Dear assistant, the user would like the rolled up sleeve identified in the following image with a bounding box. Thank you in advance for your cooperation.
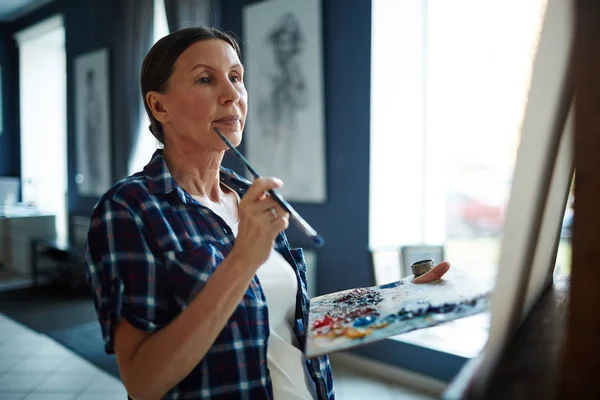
[84,198,168,354]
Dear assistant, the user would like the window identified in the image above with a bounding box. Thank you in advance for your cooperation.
[128,0,170,175]
[370,0,549,359]
[15,15,67,238]
[370,0,548,282]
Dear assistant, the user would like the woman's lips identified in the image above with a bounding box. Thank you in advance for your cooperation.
[214,116,240,125]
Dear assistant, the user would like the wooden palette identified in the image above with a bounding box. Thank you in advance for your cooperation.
[305,269,492,357]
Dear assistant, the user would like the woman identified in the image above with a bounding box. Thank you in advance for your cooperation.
[85,27,448,400]
[85,26,331,400]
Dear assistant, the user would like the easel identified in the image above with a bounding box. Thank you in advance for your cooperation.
[443,0,584,397]
[559,0,600,397]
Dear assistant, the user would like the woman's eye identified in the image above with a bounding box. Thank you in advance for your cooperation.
[196,76,211,84]
[230,75,242,83]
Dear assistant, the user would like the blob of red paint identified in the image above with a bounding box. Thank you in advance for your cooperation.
[313,314,335,329]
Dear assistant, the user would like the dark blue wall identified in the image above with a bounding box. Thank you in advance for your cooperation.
[220,0,374,296]
[0,23,19,177]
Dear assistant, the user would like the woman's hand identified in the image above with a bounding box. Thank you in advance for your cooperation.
[412,261,451,284]
[230,177,290,269]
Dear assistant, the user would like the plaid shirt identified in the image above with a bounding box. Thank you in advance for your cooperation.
[85,150,335,399]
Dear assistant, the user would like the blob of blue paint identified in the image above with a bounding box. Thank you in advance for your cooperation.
[353,315,377,327]
[397,311,414,321]
[380,281,403,289]
[382,314,398,324]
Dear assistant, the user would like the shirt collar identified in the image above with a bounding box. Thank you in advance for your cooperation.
[143,150,252,201]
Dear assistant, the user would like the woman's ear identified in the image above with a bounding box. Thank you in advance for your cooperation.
[146,91,170,124]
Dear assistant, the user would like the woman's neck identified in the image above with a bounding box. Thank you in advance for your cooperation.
[162,144,225,202]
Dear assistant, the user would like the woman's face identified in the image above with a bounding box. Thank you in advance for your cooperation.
[149,39,247,150]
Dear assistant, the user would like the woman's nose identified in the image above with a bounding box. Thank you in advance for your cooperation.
[219,80,241,104]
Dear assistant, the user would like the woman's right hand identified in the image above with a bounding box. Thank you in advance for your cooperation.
[230,177,290,269]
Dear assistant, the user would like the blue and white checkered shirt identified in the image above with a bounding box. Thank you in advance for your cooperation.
[84,150,335,399]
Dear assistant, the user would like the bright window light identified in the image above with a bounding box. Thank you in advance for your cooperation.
[128,0,170,175]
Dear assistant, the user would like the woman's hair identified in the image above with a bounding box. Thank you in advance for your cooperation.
[141,27,241,144]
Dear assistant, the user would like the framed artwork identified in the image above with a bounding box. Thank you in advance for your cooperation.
[74,48,111,197]
[243,0,327,203]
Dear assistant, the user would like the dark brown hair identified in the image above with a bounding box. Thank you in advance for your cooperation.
[140,27,241,144]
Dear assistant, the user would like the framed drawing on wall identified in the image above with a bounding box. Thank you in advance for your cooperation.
[243,0,327,203]
[74,48,111,197]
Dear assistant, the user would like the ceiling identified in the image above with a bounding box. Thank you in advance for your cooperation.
[0,0,55,22]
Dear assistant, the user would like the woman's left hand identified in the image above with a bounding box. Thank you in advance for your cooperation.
[412,262,451,284]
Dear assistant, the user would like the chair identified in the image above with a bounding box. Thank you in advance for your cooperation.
[31,214,91,291]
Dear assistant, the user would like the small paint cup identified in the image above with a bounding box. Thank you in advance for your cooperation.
[411,259,434,277]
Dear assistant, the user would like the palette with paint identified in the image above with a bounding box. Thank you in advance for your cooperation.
[305,269,492,357]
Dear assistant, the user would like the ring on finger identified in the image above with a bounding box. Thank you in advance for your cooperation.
[269,207,278,219]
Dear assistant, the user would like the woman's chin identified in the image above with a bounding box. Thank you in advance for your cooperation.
[220,130,243,147]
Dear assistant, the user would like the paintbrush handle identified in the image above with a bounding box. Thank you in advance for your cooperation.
[267,189,319,238]
[214,128,324,246]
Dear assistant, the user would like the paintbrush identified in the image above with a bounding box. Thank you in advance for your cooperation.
[214,127,324,247]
